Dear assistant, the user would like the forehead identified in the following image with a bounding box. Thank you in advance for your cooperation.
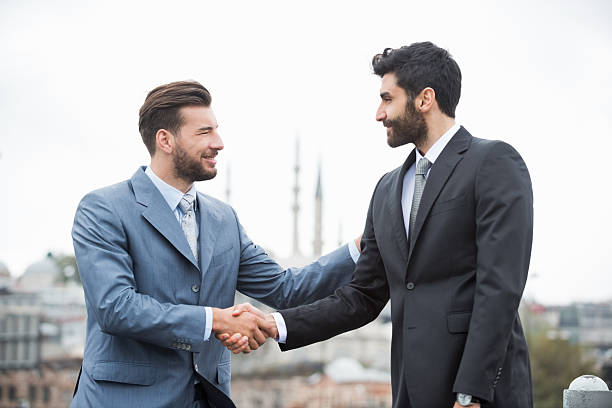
[179,105,218,128]
[380,72,400,94]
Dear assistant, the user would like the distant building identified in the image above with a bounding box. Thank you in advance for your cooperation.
[231,358,392,408]
[0,255,85,408]
[16,253,61,291]
[0,303,41,371]
[0,261,10,290]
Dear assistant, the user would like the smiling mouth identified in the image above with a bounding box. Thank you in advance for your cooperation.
[201,152,217,160]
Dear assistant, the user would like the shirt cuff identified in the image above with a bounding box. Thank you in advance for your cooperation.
[203,306,213,341]
[348,239,361,263]
[271,312,287,343]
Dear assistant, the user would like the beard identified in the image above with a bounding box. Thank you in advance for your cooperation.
[172,143,217,182]
[384,102,428,148]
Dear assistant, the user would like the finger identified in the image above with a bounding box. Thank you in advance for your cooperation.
[222,333,242,348]
[233,344,251,354]
[230,335,248,350]
[231,303,254,316]
[216,333,230,341]
[236,342,251,354]
[253,328,266,346]
[225,334,244,349]
[248,336,259,350]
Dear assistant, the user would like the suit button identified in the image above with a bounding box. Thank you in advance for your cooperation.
[192,284,200,293]
[406,282,415,290]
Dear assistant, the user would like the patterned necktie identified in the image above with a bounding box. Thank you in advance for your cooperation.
[178,194,198,263]
[409,157,432,242]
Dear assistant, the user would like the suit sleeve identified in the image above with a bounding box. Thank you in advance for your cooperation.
[453,141,533,400]
[72,192,209,352]
[276,181,390,350]
[234,208,356,310]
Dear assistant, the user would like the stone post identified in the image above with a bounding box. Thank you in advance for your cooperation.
[563,375,612,407]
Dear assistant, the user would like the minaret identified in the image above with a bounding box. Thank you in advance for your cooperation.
[292,137,301,256]
[313,161,323,256]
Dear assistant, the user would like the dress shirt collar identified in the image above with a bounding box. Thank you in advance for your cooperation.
[415,123,461,165]
[144,166,198,212]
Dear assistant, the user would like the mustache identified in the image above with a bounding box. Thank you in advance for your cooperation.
[383,119,397,128]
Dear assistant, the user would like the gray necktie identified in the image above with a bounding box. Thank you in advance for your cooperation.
[178,194,198,263]
[409,157,432,241]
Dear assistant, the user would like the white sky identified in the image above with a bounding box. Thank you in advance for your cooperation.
[1,0,611,305]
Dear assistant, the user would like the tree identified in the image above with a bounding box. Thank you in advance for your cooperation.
[528,331,600,408]
[52,253,81,285]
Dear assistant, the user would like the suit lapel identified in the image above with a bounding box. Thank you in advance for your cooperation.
[407,127,471,263]
[196,193,220,278]
[390,150,416,265]
[131,168,199,270]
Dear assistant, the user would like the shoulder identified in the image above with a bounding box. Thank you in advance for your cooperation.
[374,165,402,194]
[197,192,236,220]
[79,180,132,208]
[469,136,523,160]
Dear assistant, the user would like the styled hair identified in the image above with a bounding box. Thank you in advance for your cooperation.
[138,80,212,155]
[372,42,461,117]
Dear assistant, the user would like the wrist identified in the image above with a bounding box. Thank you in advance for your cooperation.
[265,314,279,339]
[211,307,227,333]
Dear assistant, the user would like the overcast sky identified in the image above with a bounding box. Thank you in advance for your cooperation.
[1,0,611,305]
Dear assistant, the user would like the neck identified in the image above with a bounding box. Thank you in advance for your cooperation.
[416,116,456,155]
[150,157,193,193]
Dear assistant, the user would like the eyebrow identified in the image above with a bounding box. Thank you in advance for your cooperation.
[197,125,218,132]
[380,91,391,98]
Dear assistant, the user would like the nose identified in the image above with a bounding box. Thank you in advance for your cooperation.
[376,104,386,122]
[211,131,224,151]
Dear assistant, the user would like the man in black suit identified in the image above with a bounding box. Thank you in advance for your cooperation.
[226,42,534,408]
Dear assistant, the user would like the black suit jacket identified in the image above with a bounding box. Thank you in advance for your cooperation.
[279,127,533,408]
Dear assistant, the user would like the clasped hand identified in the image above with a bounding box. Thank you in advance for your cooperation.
[212,303,277,354]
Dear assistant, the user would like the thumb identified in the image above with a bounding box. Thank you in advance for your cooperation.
[232,303,251,316]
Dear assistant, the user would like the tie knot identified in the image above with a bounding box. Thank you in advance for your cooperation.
[416,158,432,176]
[178,194,195,213]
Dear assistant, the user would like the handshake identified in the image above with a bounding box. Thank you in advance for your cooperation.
[212,303,277,354]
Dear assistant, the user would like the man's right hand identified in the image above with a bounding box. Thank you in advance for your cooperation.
[212,305,270,351]
[213,303,278,353]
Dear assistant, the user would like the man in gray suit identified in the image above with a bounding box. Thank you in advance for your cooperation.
[70,80,359,407]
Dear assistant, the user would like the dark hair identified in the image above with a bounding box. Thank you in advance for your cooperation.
[138,80,212,155]
[372,42,461,117]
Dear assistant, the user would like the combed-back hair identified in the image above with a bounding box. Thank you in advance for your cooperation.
[372,42,461,117]
[139,80,212,155]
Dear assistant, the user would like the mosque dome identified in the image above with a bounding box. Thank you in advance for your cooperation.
[19,252,61,289]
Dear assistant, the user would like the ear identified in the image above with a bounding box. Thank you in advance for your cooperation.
[155,129,175,154]
[416,87,436,113]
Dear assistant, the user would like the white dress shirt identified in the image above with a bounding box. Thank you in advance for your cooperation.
[274,123,460,344]
[401,123,460,241]
[145,166,213,341]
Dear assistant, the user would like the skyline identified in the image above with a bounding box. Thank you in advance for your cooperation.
[1,0,611,305]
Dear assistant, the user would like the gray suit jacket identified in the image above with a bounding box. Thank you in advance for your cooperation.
[70,167,355,408]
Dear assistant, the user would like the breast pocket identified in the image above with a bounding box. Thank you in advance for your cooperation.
[211,245,235,268]
[430,193,467,216]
